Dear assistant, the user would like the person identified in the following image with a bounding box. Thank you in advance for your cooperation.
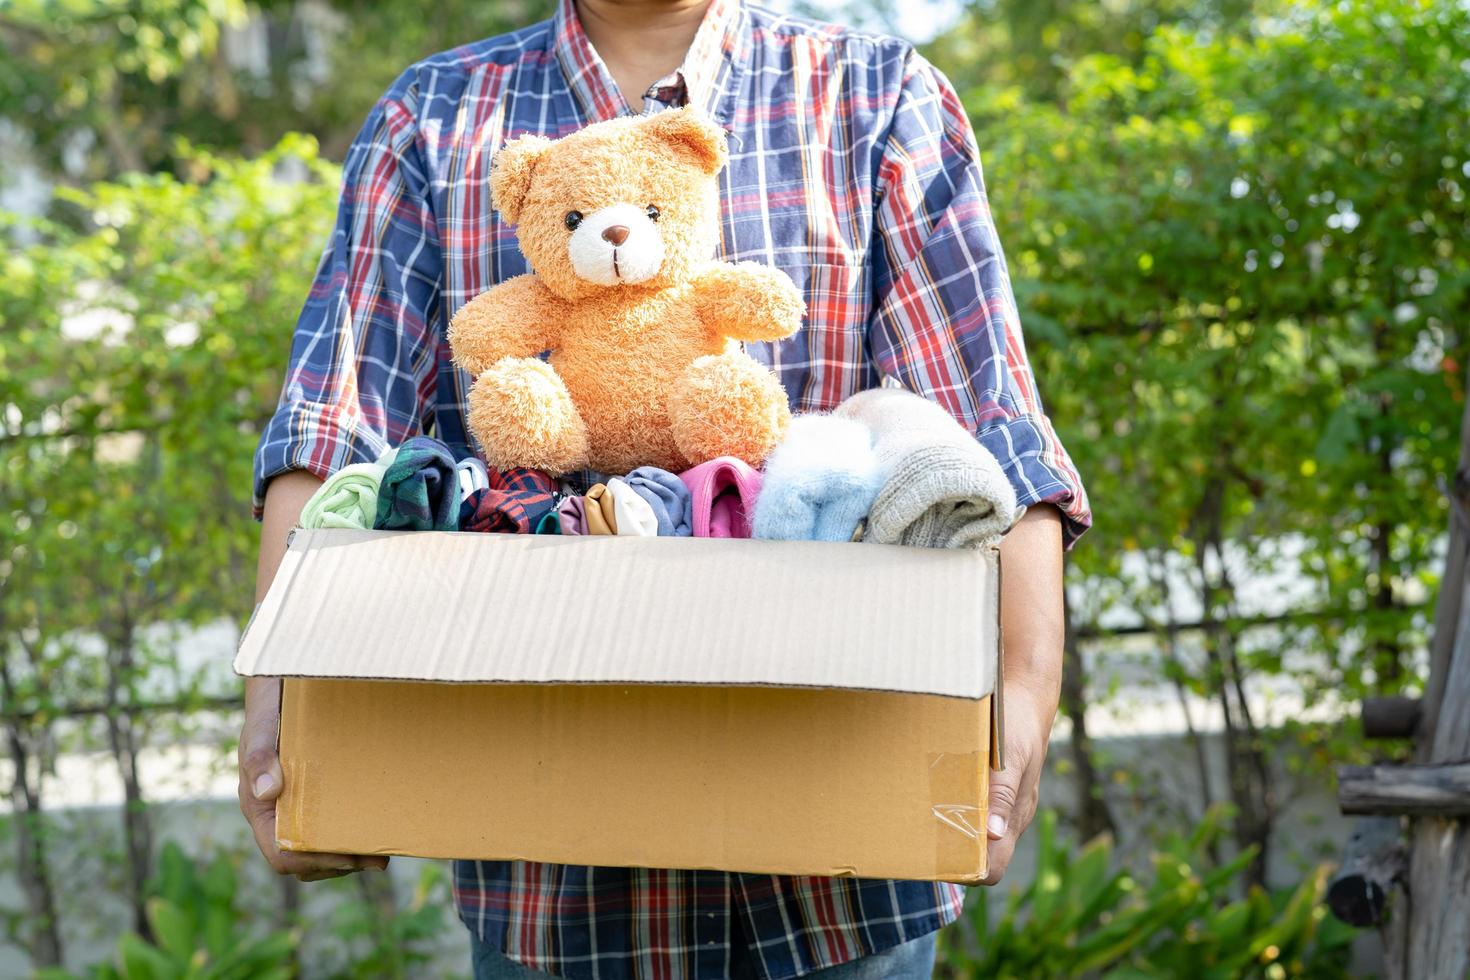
[239,0,1092,977]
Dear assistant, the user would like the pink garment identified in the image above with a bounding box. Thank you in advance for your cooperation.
[557,494,587,535]
[679,457,764,538]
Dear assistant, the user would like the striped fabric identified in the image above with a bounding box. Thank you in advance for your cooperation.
[251,0,1092,977]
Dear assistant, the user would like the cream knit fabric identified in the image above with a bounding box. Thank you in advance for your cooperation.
[834,387,1018,549]
[606,477,659,537]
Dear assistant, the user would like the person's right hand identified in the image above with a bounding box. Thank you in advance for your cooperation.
[238,675,389,881]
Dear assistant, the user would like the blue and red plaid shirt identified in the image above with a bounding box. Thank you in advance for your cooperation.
[253,0,1091,977]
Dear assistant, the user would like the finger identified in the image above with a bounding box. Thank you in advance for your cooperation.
[981,830,1018,886]
[295,869,356,882]
[982,780,1041,885]
[357,854,391,872]
[263,836,362,877]
[237,677,388,879]
[986,759,1024,843]
[239,678,285,802]
[283,851,388,875]
[292,856,390,881]
[981,745,1040,886]
[241,787,388,877]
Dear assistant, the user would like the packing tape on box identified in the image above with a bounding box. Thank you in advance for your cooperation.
[929,750,986,878]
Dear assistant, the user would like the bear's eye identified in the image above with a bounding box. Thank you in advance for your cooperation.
[646,204,660,222]
[564,210,584,231]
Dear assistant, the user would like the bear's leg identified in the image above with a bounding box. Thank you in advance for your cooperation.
[467,357,590,475]
[667,351,791,468]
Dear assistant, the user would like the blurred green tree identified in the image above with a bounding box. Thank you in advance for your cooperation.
[4,0,1468,968]
[0,0,551,184]
[0,136,339,953]
[962,0,1469,881]
[928,0,1258,103]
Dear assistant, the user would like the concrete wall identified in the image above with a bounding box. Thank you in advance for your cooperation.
[0,722,1381,978]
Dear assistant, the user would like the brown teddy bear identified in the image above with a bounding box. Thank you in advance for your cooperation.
[447,107,805,476]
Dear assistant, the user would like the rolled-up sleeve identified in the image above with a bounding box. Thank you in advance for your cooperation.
[251,75,443,517]
[867,52,1092,547]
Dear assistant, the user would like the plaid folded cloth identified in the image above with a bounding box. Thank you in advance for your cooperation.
[459,466,560,534]
[373,435,459,531]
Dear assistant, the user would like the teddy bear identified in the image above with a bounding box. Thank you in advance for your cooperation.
[446,107,806,476]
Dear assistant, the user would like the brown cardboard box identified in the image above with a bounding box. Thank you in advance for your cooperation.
[234,528,1002,883]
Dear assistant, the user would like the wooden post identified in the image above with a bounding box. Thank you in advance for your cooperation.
[1402,548,1470,977]
[1339,763,1470,816]
[1333,373,1470,978]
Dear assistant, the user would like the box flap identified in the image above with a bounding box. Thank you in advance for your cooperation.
[235,529,999,699]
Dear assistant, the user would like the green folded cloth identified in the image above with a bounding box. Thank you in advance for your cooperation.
[373,435,460,532]
[300,462,387,530]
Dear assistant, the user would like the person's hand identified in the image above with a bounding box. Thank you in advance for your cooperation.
[238,676,388,881]
[981,678,1055,884]
[981,504,1065,885]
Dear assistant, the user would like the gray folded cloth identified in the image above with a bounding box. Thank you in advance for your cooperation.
[834,387,1018,549]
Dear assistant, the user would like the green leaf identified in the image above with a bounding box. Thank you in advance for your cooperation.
[146,898,198,963]
[118,931,181,980]
[1315,403,1361,464]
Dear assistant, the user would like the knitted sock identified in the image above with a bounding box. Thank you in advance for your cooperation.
[834,388,1017,549]
[623,466,693,536]
[373,435,460,531]
[679,457,763,539]
[606,477,659,536]
[459,467,559,534]
[752,414,882,542]
[300,462,386,530]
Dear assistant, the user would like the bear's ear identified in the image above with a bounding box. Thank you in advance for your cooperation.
[491,134,553,225]
[642,108,728,176]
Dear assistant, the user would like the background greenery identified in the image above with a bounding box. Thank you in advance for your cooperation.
[2,0,1464,975]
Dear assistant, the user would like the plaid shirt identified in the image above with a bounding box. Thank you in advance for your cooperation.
[253,1,1091,977]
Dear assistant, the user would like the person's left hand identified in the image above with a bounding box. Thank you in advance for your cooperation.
[980,662,1059,884]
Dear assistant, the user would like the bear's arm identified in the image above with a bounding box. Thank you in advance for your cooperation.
[447,275,566,376]
[693,263,806,343]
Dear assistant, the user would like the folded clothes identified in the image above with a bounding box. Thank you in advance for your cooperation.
[373,435,460,532]
[534,509,562,534]
[834,388,1017,549]
[679,457,763,539]
[557,494,587,535]
[584,484,617,535]
[300,462,387,530]
[459,467,559,534]
[623,466,693,537]
[606,477,659,536]
[753,414,882,542]
[455,456,491,502]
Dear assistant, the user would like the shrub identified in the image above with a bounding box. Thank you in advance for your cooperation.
[937,809,1355,978]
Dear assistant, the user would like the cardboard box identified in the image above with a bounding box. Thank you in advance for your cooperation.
[234,528,1003,883]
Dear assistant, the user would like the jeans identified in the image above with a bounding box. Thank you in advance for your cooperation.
[470,932,939,980]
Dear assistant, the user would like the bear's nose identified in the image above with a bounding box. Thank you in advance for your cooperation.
[601,225,630,246]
